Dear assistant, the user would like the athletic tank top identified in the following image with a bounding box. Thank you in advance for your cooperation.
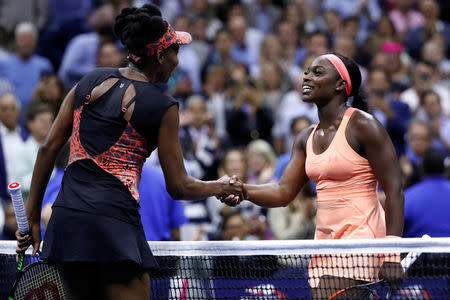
[305,107,386,240]
[53,68,177,223]
[306,107,387,286]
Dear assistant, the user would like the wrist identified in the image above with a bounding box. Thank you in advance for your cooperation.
[386,235,401,239]
[384,235,401,263]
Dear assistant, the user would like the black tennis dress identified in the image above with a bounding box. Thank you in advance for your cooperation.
[42,68,178,269]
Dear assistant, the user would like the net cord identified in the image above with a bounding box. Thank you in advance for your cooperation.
[1,238,450,256]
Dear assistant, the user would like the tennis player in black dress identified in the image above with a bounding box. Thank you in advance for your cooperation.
[16,4,244,300]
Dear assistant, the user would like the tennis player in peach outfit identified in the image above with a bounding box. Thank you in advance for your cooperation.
[223,53,404,299]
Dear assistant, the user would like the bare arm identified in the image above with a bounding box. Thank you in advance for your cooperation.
[242,126,313,208]
[158,105,243,200]
[352,112,404,237]
[17,86,76,255]
[27,86,76,220]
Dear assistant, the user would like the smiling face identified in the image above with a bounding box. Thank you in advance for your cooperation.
[301,56,341,104]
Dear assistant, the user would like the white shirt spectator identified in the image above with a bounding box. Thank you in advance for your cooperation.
[273,90,318,149]
[399,85,450,116]
[177,45,202,93]
[0,122,24,184]
[15,136,40,193]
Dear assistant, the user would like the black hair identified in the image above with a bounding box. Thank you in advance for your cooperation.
[334,53,368,112]
[422,148,445,175]
[25,101,54,123]
[113,4,167,68]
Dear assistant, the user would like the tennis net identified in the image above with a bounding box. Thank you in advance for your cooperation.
[1,238,449,299]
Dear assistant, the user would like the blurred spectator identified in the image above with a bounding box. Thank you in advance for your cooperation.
[96,41,126,68]
[40,143,69,239]
[421,38,450,80]
[228,14,264,69]
[282,2,307,40]
[399,60,450,115]
[322,9,343,47]
[207,148,249,240]
[58,4,119,88]
[0,78,14,99]
[204,28,235,75]
[245,0,282,34]
[416,90,450,153]
[0,203,17,240]
[257,60,291,154]
[139,165,188,241]
[401,119,433,187]
[31,74,66,115]
[0,93,27,203]
[405,0,450,60]
[276,21,304,83]
[365,67,411,156]
[268,181,316,240]
[172,15,202,93]
[381,40,412,91]
[275,116,313,180]
[220,210,251,241]
[202,64,228,141]
[296,31,329,68]
[322,0,381,44]
[0,0,47,38]
[35,1,103,70]
[403,148,450,237]
[332,34,368,85]
[388,0,425,41]
[226,78,273,147]
[364,14,400,56]
[0,22,53,111]
[47,0,95,27]
[246,139,276,186]
[190,15,210,69]
[16,102,54,200]
[179,95,220,181]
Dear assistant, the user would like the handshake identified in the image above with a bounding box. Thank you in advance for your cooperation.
[217,175,247,206]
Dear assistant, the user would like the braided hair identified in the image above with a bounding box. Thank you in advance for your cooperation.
[334,53,368,112]
[113,4,167,68]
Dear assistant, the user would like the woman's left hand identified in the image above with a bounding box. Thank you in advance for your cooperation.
[378,261,404,291]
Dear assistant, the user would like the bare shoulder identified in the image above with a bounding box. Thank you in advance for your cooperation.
[349,109,387,142]
[294,124,316,152]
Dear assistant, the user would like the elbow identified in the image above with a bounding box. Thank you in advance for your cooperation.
[166,184,185,200]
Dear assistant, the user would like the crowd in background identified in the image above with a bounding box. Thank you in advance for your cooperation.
[0,0,449,242]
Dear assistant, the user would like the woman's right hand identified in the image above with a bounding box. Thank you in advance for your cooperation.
[16,220,41,257]
[218,175,246,206]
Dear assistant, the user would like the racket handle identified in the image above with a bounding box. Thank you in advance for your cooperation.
[8,182,29,235]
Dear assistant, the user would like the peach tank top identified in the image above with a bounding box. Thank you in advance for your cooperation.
[305,107,386,240]
[306,107,387,286]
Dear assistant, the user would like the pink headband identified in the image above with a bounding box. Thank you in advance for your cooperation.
[323,54,352,96]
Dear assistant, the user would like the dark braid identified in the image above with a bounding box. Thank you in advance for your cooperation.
[334,53,368,112]
[113,4,167,67]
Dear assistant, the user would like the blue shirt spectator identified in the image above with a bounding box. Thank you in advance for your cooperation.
[0,22,53,109]
[0,54,53,107]
[40,168,65,240]
[403,149,450,238]
[139,165,188,241]
[58,32,100,88]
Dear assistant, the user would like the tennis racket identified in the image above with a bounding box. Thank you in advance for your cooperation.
[328,244,426,300]
[8,182,70,300]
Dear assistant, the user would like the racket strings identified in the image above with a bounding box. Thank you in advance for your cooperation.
[14,262,69,299]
